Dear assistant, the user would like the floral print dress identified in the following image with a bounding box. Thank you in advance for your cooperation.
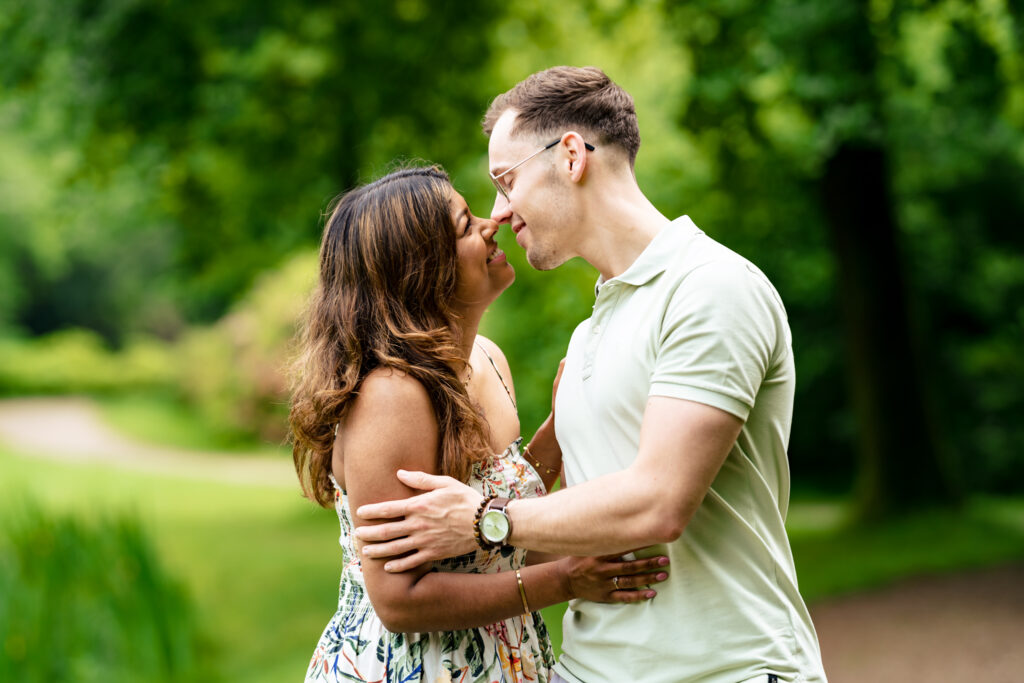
[305,437,555,683]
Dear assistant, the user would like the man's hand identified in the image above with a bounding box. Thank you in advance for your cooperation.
[355,470,483,572]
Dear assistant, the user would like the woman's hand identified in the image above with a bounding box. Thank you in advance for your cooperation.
[561,553,669,603]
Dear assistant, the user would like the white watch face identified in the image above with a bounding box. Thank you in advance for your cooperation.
[481,509,510,543]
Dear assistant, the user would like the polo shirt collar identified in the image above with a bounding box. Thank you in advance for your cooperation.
[595,215,700,295]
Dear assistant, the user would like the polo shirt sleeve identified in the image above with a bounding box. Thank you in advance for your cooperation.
[648,260,782,421]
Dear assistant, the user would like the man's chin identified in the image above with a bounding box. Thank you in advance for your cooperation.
[525,249,569,271]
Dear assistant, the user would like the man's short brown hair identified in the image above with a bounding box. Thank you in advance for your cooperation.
[483,66,641,165]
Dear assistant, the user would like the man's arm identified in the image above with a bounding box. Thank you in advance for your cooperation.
[356,395,742,570]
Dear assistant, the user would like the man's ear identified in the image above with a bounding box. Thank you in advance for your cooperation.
[561,131,590,183]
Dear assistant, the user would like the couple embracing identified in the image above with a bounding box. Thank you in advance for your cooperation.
[290,66,827,683]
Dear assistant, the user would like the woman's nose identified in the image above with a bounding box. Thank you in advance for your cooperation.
[481,218,500,240]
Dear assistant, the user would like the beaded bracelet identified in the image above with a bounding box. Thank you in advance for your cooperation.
[473,494,498,551]
[523,442,559,476]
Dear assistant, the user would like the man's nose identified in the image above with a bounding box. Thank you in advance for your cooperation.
[490,192,512,225]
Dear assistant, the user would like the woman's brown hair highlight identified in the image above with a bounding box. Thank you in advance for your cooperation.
[289,166,492,508]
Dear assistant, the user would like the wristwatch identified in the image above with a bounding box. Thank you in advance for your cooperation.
[478,497,513,547]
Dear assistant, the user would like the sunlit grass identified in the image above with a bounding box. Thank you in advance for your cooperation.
[3,444,1023,672]
[0,447,338,683]
[96,394,286,455]
[788,496,1024,602]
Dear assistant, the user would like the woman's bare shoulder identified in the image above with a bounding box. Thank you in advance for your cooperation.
[345,368,438,453]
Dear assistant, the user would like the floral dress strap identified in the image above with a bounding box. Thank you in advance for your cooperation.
[475,340,517,415]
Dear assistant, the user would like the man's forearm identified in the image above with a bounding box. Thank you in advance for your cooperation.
[507,465,686,556]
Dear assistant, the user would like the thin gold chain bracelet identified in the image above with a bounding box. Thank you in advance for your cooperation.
[522,442,559,476]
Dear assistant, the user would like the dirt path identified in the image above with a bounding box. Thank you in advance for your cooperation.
[812,563,1024,682]
[0,396,293,487]
[1,397,1022,681]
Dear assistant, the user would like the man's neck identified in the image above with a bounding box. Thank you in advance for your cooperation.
[576,182,671,281]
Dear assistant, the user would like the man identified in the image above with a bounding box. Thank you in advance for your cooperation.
[356,66,827,683]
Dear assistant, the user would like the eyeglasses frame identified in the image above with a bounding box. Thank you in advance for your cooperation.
[489,136,596,201]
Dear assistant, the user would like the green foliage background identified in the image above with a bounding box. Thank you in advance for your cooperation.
[3,0,1020,493]
[0,1,1023,677]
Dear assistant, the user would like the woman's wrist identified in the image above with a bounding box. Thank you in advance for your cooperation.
[526,414,562,474]
[523,441,559,476]
[532,413,560,452]
[557,557,577,600]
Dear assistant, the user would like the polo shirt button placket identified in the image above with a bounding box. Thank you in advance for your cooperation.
[582,319,602,380]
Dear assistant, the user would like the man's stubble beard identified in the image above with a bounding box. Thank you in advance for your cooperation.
[525,181,580,272]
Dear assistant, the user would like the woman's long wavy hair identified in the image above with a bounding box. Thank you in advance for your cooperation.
[290,166,493,508]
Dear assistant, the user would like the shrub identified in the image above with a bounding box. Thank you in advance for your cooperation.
[0,505,216,682]
[176,250,316,443]
[0,330,176,397]
[0,250,317,445]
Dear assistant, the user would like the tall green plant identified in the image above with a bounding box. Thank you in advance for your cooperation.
[0,505,215,682]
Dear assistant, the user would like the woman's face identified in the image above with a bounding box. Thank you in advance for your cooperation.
[449,189,515,311]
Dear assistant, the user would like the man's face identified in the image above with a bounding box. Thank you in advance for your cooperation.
[488,110,578,271]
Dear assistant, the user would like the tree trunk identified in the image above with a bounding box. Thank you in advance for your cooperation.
[821,142,957,520]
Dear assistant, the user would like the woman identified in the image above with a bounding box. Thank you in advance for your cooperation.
[290,166,667,683]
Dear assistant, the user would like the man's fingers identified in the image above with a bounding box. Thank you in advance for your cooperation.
[356,500,410,521]
[353,521,409,542]
[395,469,453,491]
[360,537,417,560]
[382,552,429,573]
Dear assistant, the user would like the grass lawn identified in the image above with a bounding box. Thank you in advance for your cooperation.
[2,444,1023,681]
[97,394,285,456]
[0,446,339,683]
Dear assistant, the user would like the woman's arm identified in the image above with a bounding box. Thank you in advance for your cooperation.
[341,369,664,633]
[523,413,562,492]
[517,357,565,491]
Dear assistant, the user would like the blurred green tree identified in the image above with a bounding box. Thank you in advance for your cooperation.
[0,0,500,336]
[664,0,1024,516]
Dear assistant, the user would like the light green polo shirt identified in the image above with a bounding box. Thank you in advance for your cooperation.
[552,217,826,683]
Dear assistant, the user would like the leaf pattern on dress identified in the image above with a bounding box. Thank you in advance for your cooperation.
[305,438,554,682]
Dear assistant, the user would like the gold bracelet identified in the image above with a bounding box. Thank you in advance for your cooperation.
[515,569,531,614]
[522,442,558,476]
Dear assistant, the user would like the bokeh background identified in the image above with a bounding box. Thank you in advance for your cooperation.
[1,1,1022,681]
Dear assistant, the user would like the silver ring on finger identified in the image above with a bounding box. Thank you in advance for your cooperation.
[612,575,621,590]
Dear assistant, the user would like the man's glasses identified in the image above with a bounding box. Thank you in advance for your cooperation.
[490,137,596,201]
